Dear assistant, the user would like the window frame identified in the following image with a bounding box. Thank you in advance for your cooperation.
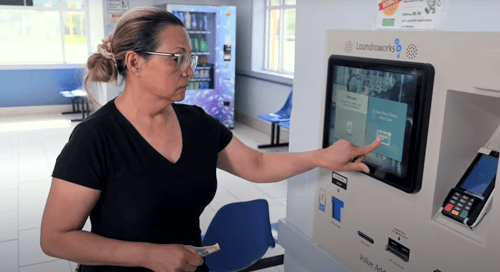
[0,0,91,68]
[264,0,295,75]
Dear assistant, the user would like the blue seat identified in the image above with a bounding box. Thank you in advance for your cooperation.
[258,90,292,149]
[278,120,290,130]
[202,199,283,272]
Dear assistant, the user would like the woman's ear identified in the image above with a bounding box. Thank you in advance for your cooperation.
[124,51,143,78]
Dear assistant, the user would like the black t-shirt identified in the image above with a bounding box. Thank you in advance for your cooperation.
[52,99,233,272]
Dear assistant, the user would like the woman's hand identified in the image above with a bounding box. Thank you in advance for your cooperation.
[313,138,382,173]
[143,244,204,272]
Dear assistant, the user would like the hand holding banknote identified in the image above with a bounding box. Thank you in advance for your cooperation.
[191,243,221,257]
[143,244,204,272]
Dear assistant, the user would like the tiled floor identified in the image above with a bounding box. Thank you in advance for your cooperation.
[0,112,288,272]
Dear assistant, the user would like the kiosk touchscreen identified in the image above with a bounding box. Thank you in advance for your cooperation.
[441,149,498,228]
[323,55,435,193]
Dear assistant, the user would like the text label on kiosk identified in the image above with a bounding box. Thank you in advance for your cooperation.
[332,172,347,190]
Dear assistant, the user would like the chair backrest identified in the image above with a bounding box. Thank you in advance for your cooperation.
[203,199,276,272]
[276,90,293,116]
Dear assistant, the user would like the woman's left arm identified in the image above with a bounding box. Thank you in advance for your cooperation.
[218,137,381,183]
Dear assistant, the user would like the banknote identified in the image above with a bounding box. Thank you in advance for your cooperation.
[192,243,220,257]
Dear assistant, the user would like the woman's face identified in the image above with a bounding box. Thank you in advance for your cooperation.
[140,25,194,103]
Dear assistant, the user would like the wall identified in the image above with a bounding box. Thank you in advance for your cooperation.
[0,68,83,108]
[282,0,500,271]
[232,0,293,135]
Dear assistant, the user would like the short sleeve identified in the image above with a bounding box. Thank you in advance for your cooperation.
[52,122,107,190]
[217,119,233,152]
[191,105,233,152]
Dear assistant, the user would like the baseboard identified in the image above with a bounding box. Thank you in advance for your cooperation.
[235,111,289,143]
[0,104,74,117]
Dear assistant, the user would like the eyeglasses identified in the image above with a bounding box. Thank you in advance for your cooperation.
[144,52,198,72]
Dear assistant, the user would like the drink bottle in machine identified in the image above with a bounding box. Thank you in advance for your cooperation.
[167,4,236,128]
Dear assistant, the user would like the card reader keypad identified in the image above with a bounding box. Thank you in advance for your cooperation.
[444,191,475,219]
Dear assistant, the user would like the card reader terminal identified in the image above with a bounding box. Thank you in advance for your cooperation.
[441,148,498,228]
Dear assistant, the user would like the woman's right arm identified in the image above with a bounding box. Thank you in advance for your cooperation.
[41,178,203,272]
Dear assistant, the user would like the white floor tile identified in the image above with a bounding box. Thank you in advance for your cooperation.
[251,193,283,208]
[199,206,216,236]
[18,144,45,155]
[0,240,19,272]
[253,180,288,199]
[18,167,51,184]
[82,217,92,232]
[269,204,287,224]
[18,154,49,170]
[19,228,57,266]
[69,262,78,272]
[216,169,247,188]
[0,164,19,188]
[19,260,72,272]
[224,182,272,202]
[0,189,18,213]
[19,182,51,230]
[208,190,239,212]
[276,197,287,206]
[263,243,285,259]
[0,211,18,242]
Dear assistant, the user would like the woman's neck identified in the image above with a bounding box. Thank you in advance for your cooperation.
[115,86,175,126]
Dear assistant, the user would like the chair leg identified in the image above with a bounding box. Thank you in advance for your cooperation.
[271,123,276,145]
[258,123,289,149]
[276,125,281,144]
[62,97,82,114]
[71,98,87,122]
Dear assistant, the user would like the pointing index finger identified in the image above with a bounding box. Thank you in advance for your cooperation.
[356,137,381,156]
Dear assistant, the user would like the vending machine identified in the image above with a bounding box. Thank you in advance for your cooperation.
[164,4,236,128]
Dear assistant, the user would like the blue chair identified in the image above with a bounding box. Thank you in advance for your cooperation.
[60,86,90,122]
[258,90,292,149]
[202,199,283,272]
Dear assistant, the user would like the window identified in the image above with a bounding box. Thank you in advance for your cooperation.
[265,0,296,74]
[0,0,89,64]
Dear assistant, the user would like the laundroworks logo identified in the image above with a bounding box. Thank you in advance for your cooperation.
[344,39,403,59]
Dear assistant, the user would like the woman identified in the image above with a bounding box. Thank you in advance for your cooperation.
[40,7,380,272]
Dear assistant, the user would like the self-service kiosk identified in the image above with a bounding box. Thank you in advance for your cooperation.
[310,30,500,272]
